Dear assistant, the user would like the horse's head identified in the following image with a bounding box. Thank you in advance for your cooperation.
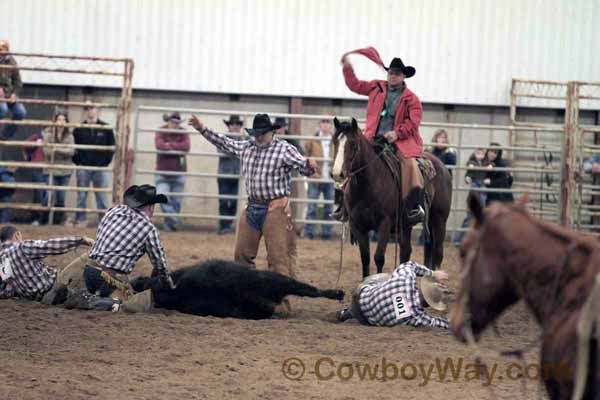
[331,117,363,182]
[450,194,526,342]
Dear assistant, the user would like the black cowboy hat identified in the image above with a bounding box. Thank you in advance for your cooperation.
[163,111,183,123]
[223,114,244,126]
[384,58,416,78]
[123,184,168,209]
[245,113,281,137]
[273,116,287,127]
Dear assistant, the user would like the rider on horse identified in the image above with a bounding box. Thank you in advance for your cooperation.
[333,49,425,225]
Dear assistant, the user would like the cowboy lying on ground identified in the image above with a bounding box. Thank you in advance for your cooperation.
[337,261,450,329]
[64,184,177,313]
[0,225,94,304]
[333,48,426,225]
[189,113,318,316]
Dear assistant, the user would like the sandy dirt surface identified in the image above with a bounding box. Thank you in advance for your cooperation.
[0,225,547,400]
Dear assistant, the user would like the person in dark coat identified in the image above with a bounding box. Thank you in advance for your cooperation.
[217,115,244,234]
[485,142,514,205]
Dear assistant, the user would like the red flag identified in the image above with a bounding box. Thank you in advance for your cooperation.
[342,46,386,69]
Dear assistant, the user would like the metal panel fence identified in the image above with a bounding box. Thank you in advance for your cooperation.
[132,105,566,238]
[0,52,133,223]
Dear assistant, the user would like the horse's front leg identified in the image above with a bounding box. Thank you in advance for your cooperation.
[374,218,391,274]
[351,224,371,278]
[400,221,413,264]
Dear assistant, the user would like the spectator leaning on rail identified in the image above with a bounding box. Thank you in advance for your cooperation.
[72,100,115,227]
[189,113,318,315]
[217,115,244,235]
[485,142,514,205]
[0,225,94,305]
[334,49,426,225]
[155,111,190,232]
[336,261,450,329]
[303,118,335,240]
[452,147,489,246]
[63,184,176,313]
[0,39,27,140]
[41,110,75,226]
[23,130,47,225]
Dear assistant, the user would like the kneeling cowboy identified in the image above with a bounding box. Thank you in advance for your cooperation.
[189,113,317,314]
[337,261,450,329]
[73,184,176,312]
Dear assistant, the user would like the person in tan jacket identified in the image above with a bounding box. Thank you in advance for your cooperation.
[303,118,335,240]
[41,110,75,225]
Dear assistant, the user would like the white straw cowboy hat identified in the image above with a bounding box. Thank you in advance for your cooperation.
[418,277,448,311]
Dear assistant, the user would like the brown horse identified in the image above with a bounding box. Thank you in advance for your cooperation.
[331,118,452,278]
[450,194,600,400]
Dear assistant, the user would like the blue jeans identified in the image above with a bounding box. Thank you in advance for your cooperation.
[304,182,334,238]
[155,174,185,229]
[453,182,488,244]
[0,101,27,140]
[0,194,11,223]
[76,170,109,222]
[217,178,239,230]
[44,174,71,208]
[31,170,48,221]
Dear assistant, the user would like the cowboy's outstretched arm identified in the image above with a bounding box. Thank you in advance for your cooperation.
[189,115,248,157]
[20,237,89,258]
[409,309,449,329]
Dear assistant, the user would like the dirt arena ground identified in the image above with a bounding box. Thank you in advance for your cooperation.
[0,225,547,400]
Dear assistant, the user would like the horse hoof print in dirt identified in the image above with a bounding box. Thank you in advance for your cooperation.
[131,259,345,319]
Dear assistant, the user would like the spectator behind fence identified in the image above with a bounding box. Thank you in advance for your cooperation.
[485,142,514,205]
[0,39,27,140]
[418,129,457,245]
[155,111,190,232]
[452,147,490,246]
[303,118,334,240]
[72,100,115,227]
[42,110,75,225]
[0,167,15,223]
[218,115,244,235]
[23,131,47,225]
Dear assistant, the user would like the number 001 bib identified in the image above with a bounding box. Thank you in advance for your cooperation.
[392,294,413,321]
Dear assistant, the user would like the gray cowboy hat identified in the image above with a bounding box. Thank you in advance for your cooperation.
[123,184,168,209]
[245,113,281,137]
[223,114,244,126]
[384,58,416,78]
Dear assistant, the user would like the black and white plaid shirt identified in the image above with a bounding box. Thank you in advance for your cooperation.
[199,128,315,200]
[359,261,449,329]
[90,205,171,280]
[0,238,86,300]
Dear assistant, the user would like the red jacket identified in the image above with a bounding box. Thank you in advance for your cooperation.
[23,132,45,163]
[155,125,191,171]
[343,65,423,157]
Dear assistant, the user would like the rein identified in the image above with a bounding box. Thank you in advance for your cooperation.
[460,217,580,399]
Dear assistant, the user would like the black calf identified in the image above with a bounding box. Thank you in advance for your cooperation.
[131,259,345,319]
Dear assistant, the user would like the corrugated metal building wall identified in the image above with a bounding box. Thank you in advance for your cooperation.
[2,0,598,106]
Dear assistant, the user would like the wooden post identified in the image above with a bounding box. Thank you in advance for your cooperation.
[289,97,304,232]
[560,82,577,226]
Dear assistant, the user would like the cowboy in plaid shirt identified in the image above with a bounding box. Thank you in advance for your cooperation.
[338,261,450,329]
[0,225,93,303]
[190,113,317,315]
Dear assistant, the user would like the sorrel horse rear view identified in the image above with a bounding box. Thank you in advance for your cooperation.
[450,194,600,400]
[331,118,452,278]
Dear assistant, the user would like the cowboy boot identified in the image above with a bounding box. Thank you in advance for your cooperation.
[406,188,425,225]
[331,187,348,222]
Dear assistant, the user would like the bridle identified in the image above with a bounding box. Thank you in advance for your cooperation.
[335,130,385,179]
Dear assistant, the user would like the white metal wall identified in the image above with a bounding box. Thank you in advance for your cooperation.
[2,0,599,106]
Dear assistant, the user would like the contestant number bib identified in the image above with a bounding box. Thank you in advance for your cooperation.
[392,294,412,321]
